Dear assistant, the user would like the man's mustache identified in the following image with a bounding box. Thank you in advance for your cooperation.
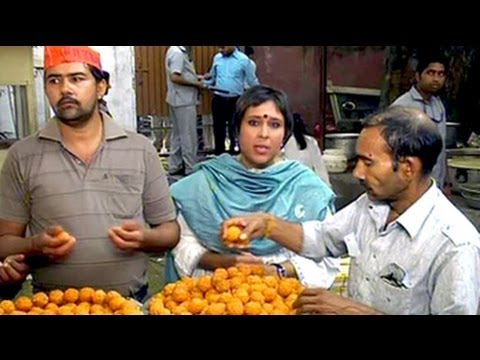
[57,97,80,107]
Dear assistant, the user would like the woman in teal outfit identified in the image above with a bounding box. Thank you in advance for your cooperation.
[166,85,340,288]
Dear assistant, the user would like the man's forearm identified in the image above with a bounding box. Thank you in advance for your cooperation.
[171,73,202,88]
[0,235,34,258]
[265,215,304,254]
[198,252,235,271]
[143,220,180,252]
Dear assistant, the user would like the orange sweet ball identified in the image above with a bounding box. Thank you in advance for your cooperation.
[225,225,243,243]
[213,278,230,293]
[55,230,71,242]
[171,305,190,315]
[229,276,244,290]
[121,300,140,314]
[108,296,126,312]
[233,288,250,304]
[92,290,107,305]
[263,275,278,289]
[277,279,294,298]
[162,284,176,296]
[14,296,33,312]
[249,291,265,304]
[226,266,240,278]
[247,275,263,286]
[32,292,49,308]
[249,283,267,294]
[218,292,234,304]
[172,286,190,303]
[204,289,220,304]
[49,289,64,306]
[164,300,177,312]
[244,301,263,315]
[237,264,252,276]
[187,298,208,315]
[64,303,76,310]
[190,290,204,300]
[263,302,274,314]
[44,303,59,313]
[226,299,244,315]
[105,290,122,303]
[204,302,226,315]
[57,305,74,315]
[78,287,95,303]
[89,304,105,315]
[180,277,197,291]
[286,293,299,308]
[73,305,90,315]
[263,287,277,303]
[10,310,27,315]
[196,276,212,293]
[212,268,229,281]
[272,302,290,315]
[64,288,80,303]
[29,306,44,315]
[149,301,166,315]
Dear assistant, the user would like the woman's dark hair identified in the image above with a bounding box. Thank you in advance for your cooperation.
[233,85,293,143]
[244,46,255,57]
[292,113,308,150]
[363,106,443,175]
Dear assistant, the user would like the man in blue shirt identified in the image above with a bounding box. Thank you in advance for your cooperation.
[203,46,259,155]
[391,50,449,193]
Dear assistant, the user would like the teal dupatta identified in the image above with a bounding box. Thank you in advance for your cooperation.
[165,154,335,283]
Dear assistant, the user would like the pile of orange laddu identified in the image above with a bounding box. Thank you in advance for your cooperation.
[149,264,304,315]
[0,287,143,315]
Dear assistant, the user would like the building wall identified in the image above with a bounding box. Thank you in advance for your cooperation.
[255,46,324,130]
[327,46,386,89]
[90,46,137,130]
[131,46,386,129]
[254,46,385,132]
[0,46,36,135]
[134,46,218,118]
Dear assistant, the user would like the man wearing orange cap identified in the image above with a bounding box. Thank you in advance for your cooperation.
[0,46,180,301]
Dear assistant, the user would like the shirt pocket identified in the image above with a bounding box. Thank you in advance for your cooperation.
[106,173,144,220]
[370,274,414,315]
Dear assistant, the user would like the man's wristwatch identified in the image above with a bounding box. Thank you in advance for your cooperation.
[270,263,287,278]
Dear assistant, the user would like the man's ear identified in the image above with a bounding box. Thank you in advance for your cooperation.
[400,156,421,179]
[415,72,420,84]
[97,79,108,99]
